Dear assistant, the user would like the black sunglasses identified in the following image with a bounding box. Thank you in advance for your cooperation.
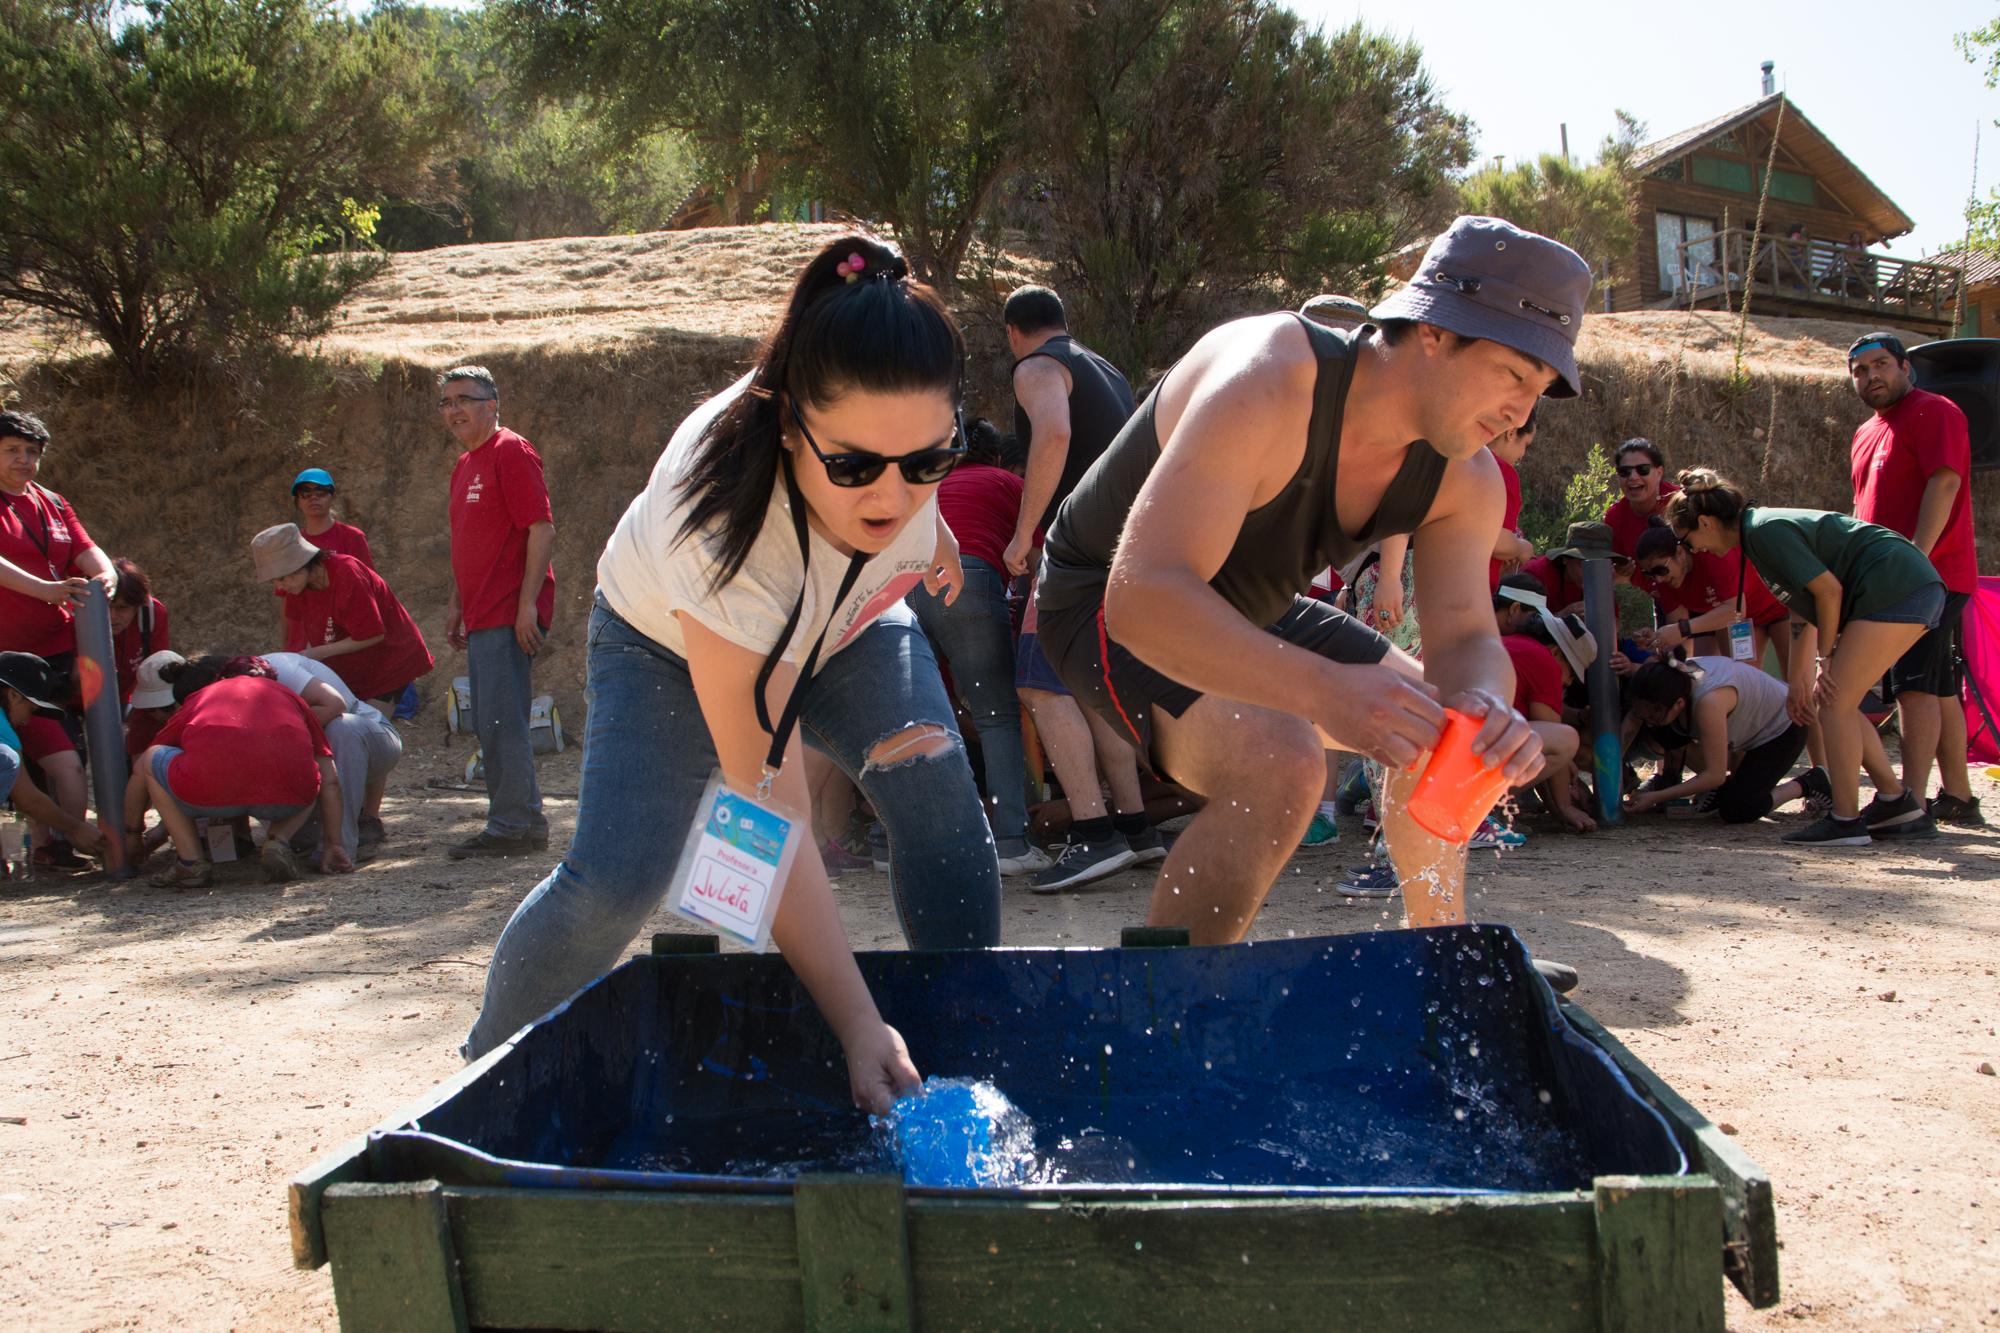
[790,399,965,488]
[1640,562,1674,579]
[294,485,334,497]
[1615,463,1655,478]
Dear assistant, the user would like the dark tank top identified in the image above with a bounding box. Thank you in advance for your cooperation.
[1039,317,1448,631]
[1013,334,1137,534]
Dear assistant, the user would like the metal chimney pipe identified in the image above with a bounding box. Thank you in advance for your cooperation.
[1761,61,1775,96]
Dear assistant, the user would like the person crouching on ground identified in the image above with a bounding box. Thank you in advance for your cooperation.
[254,523,434,709]
[252,649,403,861]
[124,656,349,887]
[1621,655,1820,823]
[1494,575,1596,831]
[0,652,104,864]
[1666,467,1943,847]
[465,234,1001,1113]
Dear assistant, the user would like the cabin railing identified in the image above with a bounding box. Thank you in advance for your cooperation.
[1664,227,1961,325]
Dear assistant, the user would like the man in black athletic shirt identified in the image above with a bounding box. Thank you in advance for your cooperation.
[1036,216,1591,944]
[1001,286,1152,892]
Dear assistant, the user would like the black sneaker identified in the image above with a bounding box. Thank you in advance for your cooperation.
[1030,835,1136,893]
[1665,790,1720,821]
[1335,862,1399,899]
[1860,789,1933,837]
[1928,791,1986,826]
[1124,824,1170,865]
[1782,814,1872,847]
[1796,766,1833,814]
[447,831,545,860]
[357,816,387,848]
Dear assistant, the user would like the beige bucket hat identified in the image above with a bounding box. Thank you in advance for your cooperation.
[252,523,320,582]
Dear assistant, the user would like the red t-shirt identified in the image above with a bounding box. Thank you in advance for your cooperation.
[281,553,434,700]
[153,676,331,809]
[1653,550,1787,627]
[113,597,170,705]
[303,521,375,570]
[1489,458,1523,593]
[0,485,96,656]
[1851,387,1978,595]
[1503,633,1564,716]
[938,464,1023,572]
[1606,482,1678,601]
[450,428,556,633]
[20,714,74,762]
[1519,554,1584,611]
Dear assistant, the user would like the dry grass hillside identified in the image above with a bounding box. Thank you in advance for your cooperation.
[0,224,1992,715]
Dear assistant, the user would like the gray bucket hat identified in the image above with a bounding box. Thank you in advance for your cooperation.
[1370,216,1591,398]
[1545,521,1629,565]
[251,523,321,582]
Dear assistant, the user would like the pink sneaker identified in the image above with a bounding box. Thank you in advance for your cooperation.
[819,838,871,878]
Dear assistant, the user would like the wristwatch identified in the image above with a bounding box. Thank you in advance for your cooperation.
[1677,618,1692,639]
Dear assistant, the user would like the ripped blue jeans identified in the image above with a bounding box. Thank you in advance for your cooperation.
[465,594,1002,1059]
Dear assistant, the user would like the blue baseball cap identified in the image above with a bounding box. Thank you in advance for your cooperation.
[291,467,335,493]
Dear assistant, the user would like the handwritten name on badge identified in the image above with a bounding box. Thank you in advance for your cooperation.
[668,776,801,950]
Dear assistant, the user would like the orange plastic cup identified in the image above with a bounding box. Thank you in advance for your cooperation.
[1405,708,1512,844]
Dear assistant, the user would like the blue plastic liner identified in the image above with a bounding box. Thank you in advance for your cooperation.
[379,924,1684,1197]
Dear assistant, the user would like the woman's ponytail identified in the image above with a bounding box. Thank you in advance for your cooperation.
[1663,466,1748,534]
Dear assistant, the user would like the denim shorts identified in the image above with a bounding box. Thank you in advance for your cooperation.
[149,746,307,822]
[1857,581,1945,629]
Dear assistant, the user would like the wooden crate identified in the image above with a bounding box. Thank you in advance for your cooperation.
[291,930,1776,1331]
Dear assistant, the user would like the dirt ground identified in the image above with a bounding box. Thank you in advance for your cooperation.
[1,722,1996,1331]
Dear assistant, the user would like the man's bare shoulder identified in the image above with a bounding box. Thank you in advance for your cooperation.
[1012,352,1070,392]
[1158,312,1316,437]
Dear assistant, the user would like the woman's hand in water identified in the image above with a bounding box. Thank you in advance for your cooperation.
[845,1021,920,1117]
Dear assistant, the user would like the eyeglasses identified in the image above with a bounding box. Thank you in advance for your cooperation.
[1640,563,1674,579]
[1615,463,1655,478]
[789,399,965,488]
[294,485,334,498]
[437,394,495,411]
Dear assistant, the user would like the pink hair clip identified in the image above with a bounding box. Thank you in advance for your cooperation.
[837,252,866,283]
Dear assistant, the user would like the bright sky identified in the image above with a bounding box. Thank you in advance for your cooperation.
[1295,0,2000,258]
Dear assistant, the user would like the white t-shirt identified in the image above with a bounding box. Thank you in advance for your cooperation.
[596,377,940,672]
[265,651,384,722]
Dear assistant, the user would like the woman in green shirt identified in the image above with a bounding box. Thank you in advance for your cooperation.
[1666,468,1943,847]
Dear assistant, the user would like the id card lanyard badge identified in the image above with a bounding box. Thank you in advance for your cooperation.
[666,459,868,951]
[1727,541,1756,662]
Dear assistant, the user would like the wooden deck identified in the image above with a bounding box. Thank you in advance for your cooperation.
[1651,227,1957,334]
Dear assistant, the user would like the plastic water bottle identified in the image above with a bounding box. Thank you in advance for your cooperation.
[6,812,31,880]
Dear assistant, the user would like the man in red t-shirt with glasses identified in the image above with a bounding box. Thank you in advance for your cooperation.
[1848,332,1982,825]
[440,366,557,858]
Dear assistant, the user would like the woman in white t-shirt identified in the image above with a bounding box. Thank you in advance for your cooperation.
[465,236,1002,1112]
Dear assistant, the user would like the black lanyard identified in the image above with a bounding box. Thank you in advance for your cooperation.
[8,486,55,571]
[752,457,867,789]
[1734,537,1748,618]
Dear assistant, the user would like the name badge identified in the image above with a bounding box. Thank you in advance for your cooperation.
[1727,619,1756,663]
[666,770,804,951]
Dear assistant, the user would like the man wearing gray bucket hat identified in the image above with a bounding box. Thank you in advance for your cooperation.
[1035,215,1592,959]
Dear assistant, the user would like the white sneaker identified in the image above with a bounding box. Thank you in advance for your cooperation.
[997,846,1054,876]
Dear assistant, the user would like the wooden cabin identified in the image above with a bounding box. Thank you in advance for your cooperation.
[1610,92,1957,335]
[1927,245,2000,339]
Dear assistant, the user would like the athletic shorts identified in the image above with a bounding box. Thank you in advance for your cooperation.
[1038,593,1390,767]
[1887,589,1968,698]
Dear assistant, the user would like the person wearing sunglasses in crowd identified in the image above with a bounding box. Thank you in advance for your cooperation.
[1667,468,1942,846]
[439,364,558,859]
[289,468,375,568]
[1631,524,1788,659]
[464,235,1001,1113]
[1603,438,1678,582]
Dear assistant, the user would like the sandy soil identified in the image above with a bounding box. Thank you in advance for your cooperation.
[0,222,1914,378]
[2,724,1996,1331]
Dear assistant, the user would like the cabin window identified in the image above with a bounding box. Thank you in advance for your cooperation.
[1656,211,1718,293]
[1691,154,1755,193]
[1764,168,1815,205]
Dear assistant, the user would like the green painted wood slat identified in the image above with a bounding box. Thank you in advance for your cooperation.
[321,1181,469,1333]
[1594,1176,1725,1333]
[794,1175,914,1332]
